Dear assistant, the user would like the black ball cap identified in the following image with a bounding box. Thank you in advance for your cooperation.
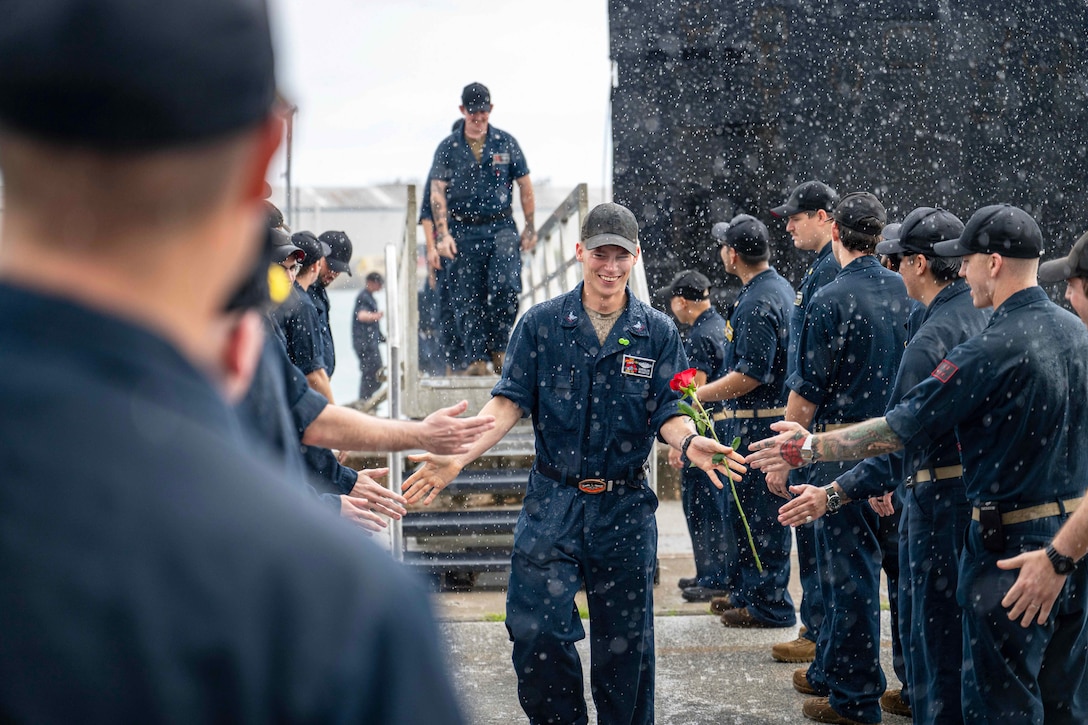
[833,192,887,236]
[771,180,839,218]
[318,231,354,276]
[658,270,710,301]
[933,204,1043,259]
[715,214,769,257]
[291,231,331,265]
[461,82,491,113]
[876,207,965,256]
[0,0,276,150]
[1039,230,1088,283]
[581,202,639,255]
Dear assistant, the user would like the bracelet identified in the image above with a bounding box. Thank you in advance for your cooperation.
[680,433,698,467]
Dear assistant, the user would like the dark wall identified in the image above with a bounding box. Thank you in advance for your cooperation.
[609,0,1088,307]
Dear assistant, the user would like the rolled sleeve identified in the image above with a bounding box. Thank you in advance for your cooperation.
[489,314,537,417]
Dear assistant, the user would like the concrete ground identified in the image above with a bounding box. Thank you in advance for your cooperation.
[433,500,912,724]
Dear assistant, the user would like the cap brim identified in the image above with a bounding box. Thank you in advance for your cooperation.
[932,238,972,257]
[328,258,352,275]
[274,243,303,260]
[319,241,333,257]
[464,104,491,113]
[584,233,638,254]
[770,203,799,218]
[1038,257,1075,283]
[875,238,906,255]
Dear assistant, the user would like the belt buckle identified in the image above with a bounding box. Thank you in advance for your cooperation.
[578,478,607,494]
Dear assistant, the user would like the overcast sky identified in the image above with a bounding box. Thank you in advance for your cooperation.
[269,0,612,191]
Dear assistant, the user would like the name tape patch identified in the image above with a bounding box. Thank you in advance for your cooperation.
[621,355,655,378]
[932,359,959,384]
[492,152,511,165]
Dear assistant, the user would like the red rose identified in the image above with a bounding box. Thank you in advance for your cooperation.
[670,368,698,393]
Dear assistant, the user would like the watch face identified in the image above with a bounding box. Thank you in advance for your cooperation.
[1048,546,1076,574]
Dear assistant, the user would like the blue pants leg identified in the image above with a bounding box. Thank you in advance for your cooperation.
[895,494,913,708]
[680,463,731,589]
[506,475,657,725]
[959,518,1088,724]
[435,258,465,371]
[808,461,885,724]
[487,224,521,357]
[792,466,824,643]
[907,478,968,724]
[449,229,494,364]
[726,418,794,625]
[879,500,906,693]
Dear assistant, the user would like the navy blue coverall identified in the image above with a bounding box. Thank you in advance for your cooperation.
[835,278,989,724]
[492,283,687,725]
[429,123,529,364]
[679,306,732,591]
[307,281,335,376]
[788,242,841,644]
[886,286,1088,724]
[0,284,464,723]
[788,255,911,723]
[720,267,796,626]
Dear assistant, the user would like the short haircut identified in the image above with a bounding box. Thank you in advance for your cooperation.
[837,223,880,254]
[0,127,257,250]
[735,247,770,265]
[928,255,961,282]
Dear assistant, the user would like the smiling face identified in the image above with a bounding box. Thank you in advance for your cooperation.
[577,242,637,301]
[459,106,491,140]
[959,253,997,308]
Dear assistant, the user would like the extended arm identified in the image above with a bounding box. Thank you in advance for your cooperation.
[748,416,904,472]
[696,370,760,402]
[430,178,457,258]
[301,399,495,455]
[659,415,747,489]
[402,395,523,504]
[763,390,818,498]
[516,174,537,252]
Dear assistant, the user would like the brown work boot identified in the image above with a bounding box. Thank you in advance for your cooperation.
[709,594,736,615]
[793,668,819,695]
[772,635,816,663]
[801,697,867,724]
[490,351,505,375]
[721,607,791,628]
[465,360,490,376]
[879,688,911,717]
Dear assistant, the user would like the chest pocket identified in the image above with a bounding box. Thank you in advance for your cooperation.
[612,373,653,437]
[537,367,583,433]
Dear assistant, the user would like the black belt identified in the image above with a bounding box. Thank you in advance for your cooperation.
[451,208,512,226]
[537,461,647,494]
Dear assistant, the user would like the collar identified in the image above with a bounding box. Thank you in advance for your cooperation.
[561,283,650,355]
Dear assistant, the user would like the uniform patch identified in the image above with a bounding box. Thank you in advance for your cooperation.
[932,359,959,383]
[632,320,646,333]
[794,290,804,307]
[492,153,511,165]
[621,355,655,378]
[565,311,578,323]
[724,320,734,343]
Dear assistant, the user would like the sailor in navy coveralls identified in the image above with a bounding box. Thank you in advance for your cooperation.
[404,203,747,725]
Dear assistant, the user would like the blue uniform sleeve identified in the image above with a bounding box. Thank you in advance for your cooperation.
[687,331,722,379]
[418,178,433,222]
[428,138,455,183]
[490,311,537,417]
[648,318,688,440]
[285,303,326,376]
[786,296,838,405]
[508,135,530,179]
[730,307,780,384]
[885,346,986,454]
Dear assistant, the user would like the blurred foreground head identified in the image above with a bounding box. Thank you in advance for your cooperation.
[0,0,283,351]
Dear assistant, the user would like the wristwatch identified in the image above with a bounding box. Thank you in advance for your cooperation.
[822,483,843,514]
[1045,543,1077,575]
[800,434,819,465]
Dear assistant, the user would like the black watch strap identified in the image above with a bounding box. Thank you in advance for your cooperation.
[1045,543,1077,575]
[680,433,698,467]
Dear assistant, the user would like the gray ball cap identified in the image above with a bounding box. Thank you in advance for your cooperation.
[876,207,965,256]
[933,204,1043,259]
[581,202,639,255]
[0,0,276,150]
[1039,230,1088,282]
[771,180,839,218]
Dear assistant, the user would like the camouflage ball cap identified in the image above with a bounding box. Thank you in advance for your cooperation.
[581,203,639,255]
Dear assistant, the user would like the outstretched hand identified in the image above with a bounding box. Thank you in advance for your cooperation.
[419,400,496,454]
[347,468,407,520]
[403,453,461,505]
[778,484,830,526]
[685,435,747,489]
[746,421,810,473]
[997,549,1066,627]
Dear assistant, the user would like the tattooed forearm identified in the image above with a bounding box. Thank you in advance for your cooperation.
[430,179,449,237]
[780,430,807,467]
[816,418,903,462]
